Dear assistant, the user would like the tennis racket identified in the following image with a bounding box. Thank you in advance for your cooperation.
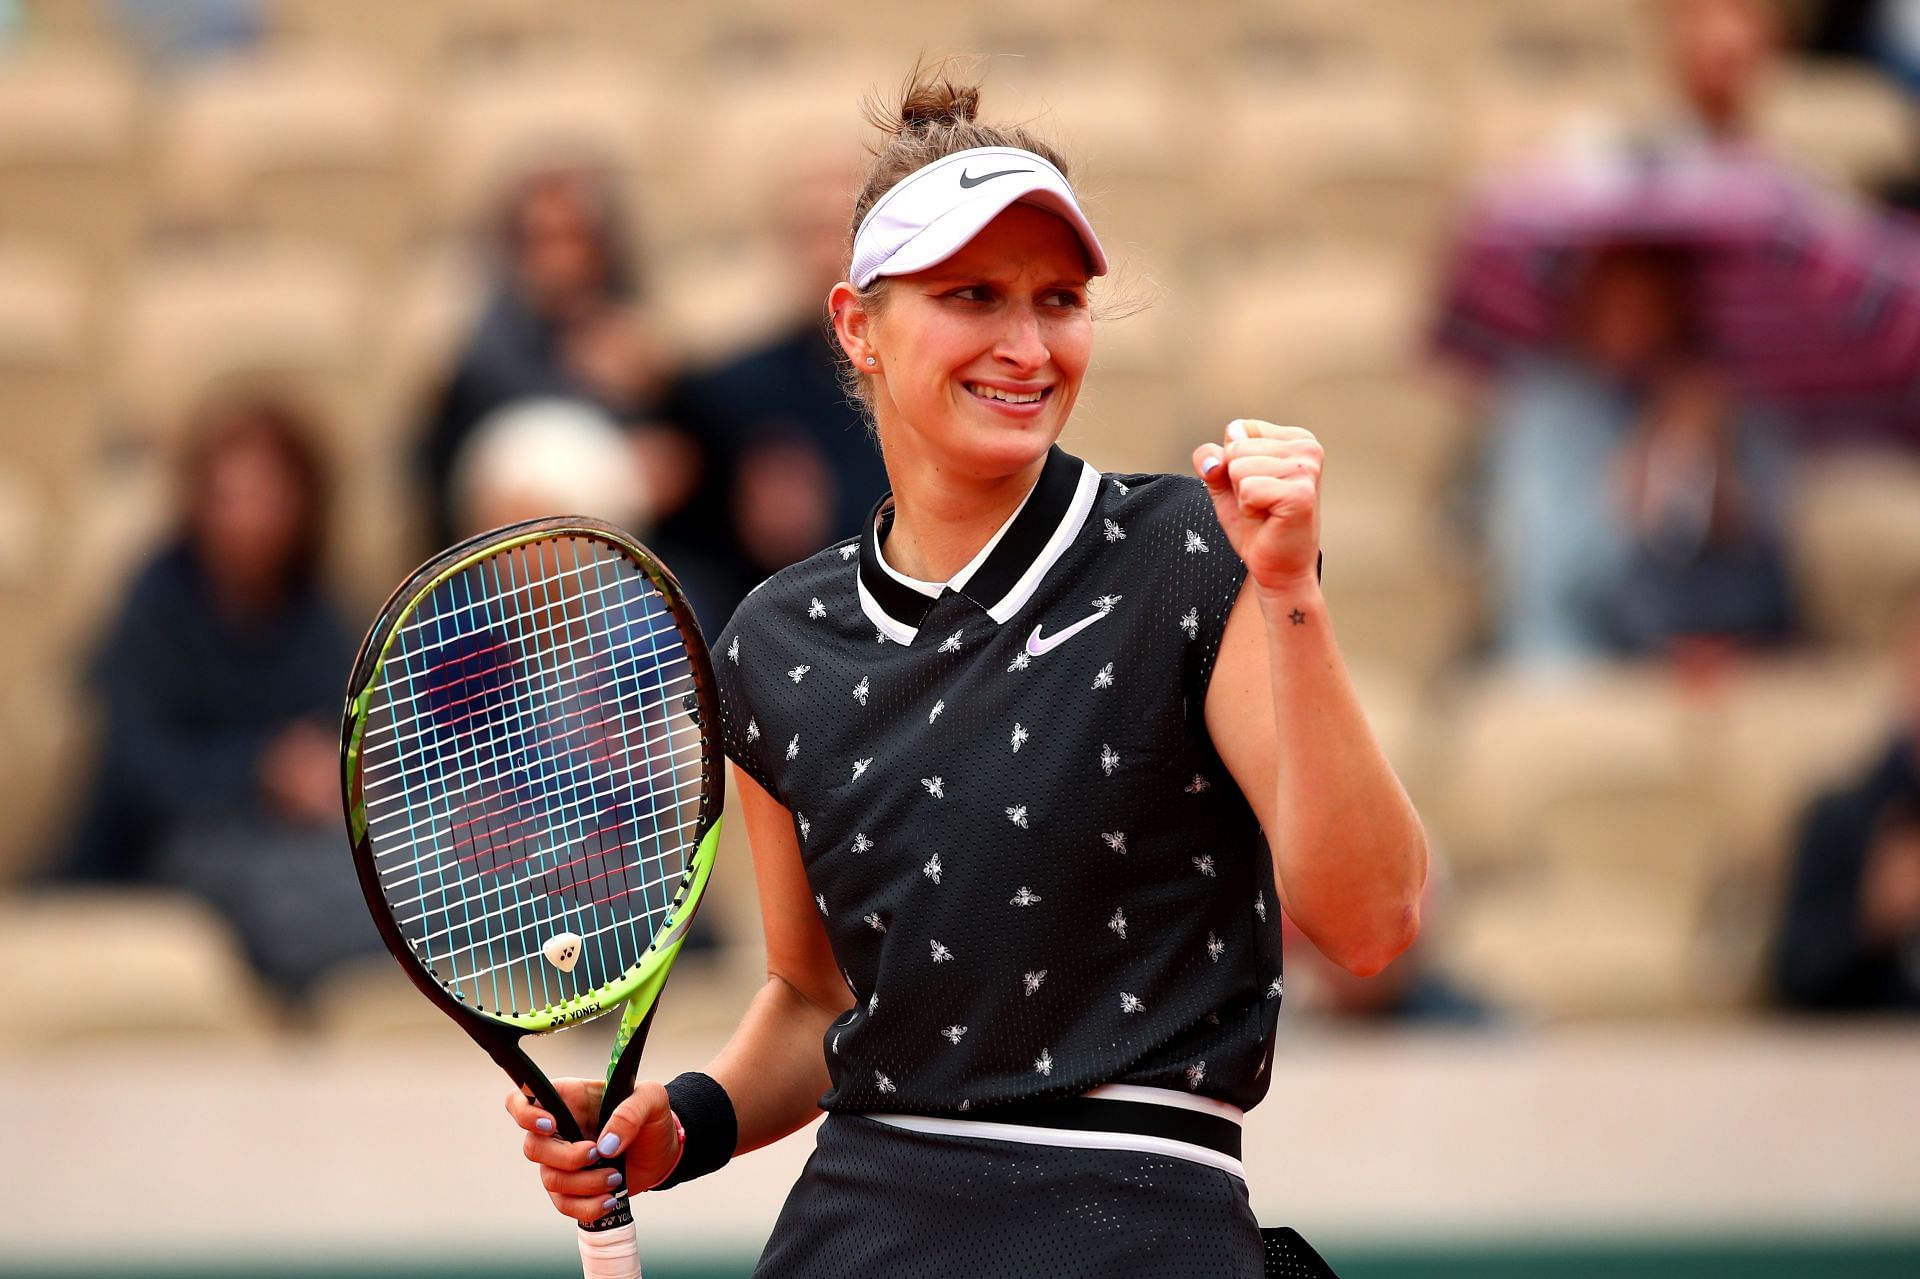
[339,516,723,1279]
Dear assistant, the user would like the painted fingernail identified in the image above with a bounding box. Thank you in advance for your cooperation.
[597,1131,624,1157]
[607,1171,624,1190]
[601,1196,621,1213]
[1200,456,1220,477]
[1226,419,1249,441]
[535,1116,554,1134]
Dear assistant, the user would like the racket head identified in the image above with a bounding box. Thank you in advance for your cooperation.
[340,516,724,1051]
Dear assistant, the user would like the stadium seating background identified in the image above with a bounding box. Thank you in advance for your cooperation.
[2,0,1918,1274]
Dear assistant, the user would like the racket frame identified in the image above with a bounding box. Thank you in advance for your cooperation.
[339,516,725,1234]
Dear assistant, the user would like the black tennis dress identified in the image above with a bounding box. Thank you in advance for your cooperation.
[712,445,1334,1278]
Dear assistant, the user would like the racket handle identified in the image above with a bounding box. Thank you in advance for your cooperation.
[577,1213,641,1279]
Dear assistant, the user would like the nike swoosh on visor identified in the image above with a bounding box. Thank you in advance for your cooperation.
[959,168,1034,189]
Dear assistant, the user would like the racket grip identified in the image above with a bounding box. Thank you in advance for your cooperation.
[577,1212,641,1279]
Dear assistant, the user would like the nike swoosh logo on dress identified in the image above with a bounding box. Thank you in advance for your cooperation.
[959,167,1033,189]
[1025,610,1107,656]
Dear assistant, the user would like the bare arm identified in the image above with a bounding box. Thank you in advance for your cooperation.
[703,764,846,1155]
[1194,422,1428,976]
[1205,578,1427,975]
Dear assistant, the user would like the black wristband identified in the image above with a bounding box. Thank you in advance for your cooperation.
[654,1071,737,1190]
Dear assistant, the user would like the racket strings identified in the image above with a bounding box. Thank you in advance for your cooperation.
[359,535,706,1017]
[372,741,704,887]
[361,669,696,828]
[359,570,693,790]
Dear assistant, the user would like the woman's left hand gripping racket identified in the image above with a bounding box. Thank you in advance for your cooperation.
[340,517,723,1279]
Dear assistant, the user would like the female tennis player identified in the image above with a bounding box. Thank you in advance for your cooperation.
[505,66,1428,1277]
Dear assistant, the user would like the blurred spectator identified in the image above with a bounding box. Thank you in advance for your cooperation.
[419,159,746,631]
[1771,593,1920,1011]
[1432,1,1920,668]
[1802,0,1920,93]
[1663,0,1781,139]
[666,150,889,588]
[1477,243,1796,669]
[451,397,648,537]
[418,161,683,548]
[104,0,265,72]
[53,394,379,1000]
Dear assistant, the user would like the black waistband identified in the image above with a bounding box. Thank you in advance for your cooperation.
[915,1095,1243,1161]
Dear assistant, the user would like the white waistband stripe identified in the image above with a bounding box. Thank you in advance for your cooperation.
[1085,1083,1248,1124]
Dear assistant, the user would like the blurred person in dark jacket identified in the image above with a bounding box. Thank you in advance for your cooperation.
[666,150,890,594]
[419,162,691,544]
[1802,0,1920,94]
[1771,594,1920,1011]
[56,394,378,999]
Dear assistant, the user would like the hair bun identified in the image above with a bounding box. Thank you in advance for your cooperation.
[896,77,981,134]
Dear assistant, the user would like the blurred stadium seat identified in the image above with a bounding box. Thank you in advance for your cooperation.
[0,240,99,484]
[1757,60,1919,192]
[1794,453,1920,650]
[1279,371,1476,502]
[0,0,1911,1044]
[1437,663,1722,1019]
[16,0,121,51]
[1705,657,1899,868]
[0,888,275,1045]
[1316,488,1480,688]
[422,55,662,245]
[307,956,447,1040]
[1197,248,1433,413]
[1191,0,1420,80]
[0,679,88,885]
[110,240,371,445]
[1690,656,1901,1005]
[154,50,419,267]
[1437,666,1704,873]
[0,47,146,274]
[1437,0,1656,90]
[271,0,586,71]
[1445,864,1706,1016]
[1208,68,1449,257]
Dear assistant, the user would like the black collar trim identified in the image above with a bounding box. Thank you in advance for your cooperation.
[856,445,1098,644]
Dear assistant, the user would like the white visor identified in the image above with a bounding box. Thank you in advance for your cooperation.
[849,146,1108,289]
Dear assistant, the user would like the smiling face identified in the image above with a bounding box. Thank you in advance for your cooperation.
[835,202,1093,481]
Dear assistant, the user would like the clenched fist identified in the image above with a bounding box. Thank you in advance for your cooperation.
[1192,420,1323,595]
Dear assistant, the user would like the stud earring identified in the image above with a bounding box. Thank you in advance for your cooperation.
[865,356,876,366]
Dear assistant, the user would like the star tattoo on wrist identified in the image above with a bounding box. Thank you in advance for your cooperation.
[1288,608,1306,626]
